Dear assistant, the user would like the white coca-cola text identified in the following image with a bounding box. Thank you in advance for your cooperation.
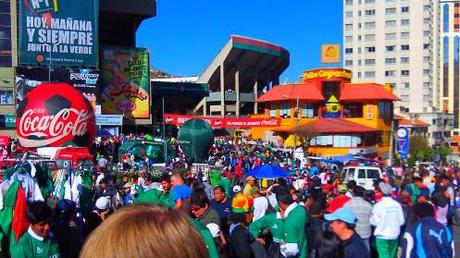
[18,108,93,147]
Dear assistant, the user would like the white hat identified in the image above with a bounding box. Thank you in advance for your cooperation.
[233,185,242,193]
[95,197,109,210]
[206,223,221,238]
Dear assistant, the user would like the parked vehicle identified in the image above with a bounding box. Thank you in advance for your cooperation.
[342,165,383,190]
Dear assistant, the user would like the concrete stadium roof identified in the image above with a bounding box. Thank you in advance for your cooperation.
[197,35,290,92]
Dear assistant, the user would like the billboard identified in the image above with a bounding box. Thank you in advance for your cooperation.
[164,114,281,128]
[321,44,340,64]
[100,47,150,119]
[396,127,410,160]
[16,67,99,110]
[17,0,99,67]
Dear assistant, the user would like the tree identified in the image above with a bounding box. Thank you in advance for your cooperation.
[293,124,319,152]
[409,135,430,160]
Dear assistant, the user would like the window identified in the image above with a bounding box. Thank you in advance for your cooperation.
[367,169,380,179]
[423,18,430,24]
[358,60,362,65]
[345,60,353,66]
[385,33,396,40]
[365,9,376,16]
[385,58,396,64]
[401,32,410,39]
[402,82,410,89]
[365,71,375,78]
[423,69,431,75]
[378,102,392,118]
[424,5,431,11]
[366,46,375,52]
[365,59,375,65]
[0,0,11,68]
[401,57,410,63]
[385,20,396,27]
[423,95,431,101]
[345,23,353,30]
[280,103,290,117]
[386,7,396,15]
[345,36,353,42]
[401,19,410,26]
[423,43,430,49]
[423,82,430,88]
[424,30,430,37]
[385,70,395,77]
[365,0,375,3]
[0,89,13,105]
[401,45,410,50]
[343,103,363,118]
[345,11,353,17]
[345,48,353,54]
[345,0,353,5]
[401,6,409,13]
[358,23,362,29]
[301,104,317,118]
[386,45,395,52]
[365,22,375,29]
[400,95,410,102]
[401,70,410,76]
[269,104,276,117]
[357,72,361,78]
[358,10,362,16]
[365,34,375,41]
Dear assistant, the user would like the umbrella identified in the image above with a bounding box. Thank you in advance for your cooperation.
[96,129,113,137]
[248,164,289,179]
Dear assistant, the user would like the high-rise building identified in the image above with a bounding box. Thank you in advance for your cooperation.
[440,0,460,135]
[343,0,454,146]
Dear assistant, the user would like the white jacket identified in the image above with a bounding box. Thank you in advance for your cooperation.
[370,197,405,240]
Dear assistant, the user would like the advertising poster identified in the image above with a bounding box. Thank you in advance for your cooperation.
[15,67,99,110]
[164,114,281,128]
[100,47,150,119]
[321,44,340,63]
[17,0,99,67]
[396,127,410,160]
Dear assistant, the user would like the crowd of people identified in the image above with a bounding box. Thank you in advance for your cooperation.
[0,134,459,258]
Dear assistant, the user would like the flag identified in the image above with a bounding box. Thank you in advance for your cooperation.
[11,185,27,242]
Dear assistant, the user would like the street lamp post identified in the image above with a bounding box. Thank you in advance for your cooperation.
[162,97,167,164]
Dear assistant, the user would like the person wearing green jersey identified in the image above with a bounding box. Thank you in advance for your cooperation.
[11,201,60,258]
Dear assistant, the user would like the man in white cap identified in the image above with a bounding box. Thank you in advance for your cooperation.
[370,182,405,258]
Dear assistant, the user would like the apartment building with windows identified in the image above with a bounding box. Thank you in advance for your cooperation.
[343,0,454,146]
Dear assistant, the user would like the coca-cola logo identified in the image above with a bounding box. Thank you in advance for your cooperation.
[18,108,93,147]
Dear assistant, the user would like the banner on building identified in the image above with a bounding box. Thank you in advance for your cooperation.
[321,44,340,63]
[164,114,281,128]
[17,0,99,67]
[15,67,99,110]
[100,47,150,119]
[96,114,123,126]
[396,127,410,160]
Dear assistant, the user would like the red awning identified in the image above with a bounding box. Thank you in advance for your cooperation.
[297,118,377,133]
[341,83,400,101]
[257,84,324,103]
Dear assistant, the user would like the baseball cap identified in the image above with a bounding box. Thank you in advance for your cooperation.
[95,197,109,210]
[233,185,242,193]
[206,223,221,238]
[324,207,357,224]
[378,182,393,196]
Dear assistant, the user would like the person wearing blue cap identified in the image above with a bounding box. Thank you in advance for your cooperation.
[325,207,369,258]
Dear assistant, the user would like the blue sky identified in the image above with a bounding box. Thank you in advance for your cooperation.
[136,0,343,83]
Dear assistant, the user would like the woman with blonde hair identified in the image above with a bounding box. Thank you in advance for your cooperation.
[80,203,209,258]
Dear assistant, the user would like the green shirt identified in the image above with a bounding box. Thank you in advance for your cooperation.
[209,169,221,186]
[134,186,169,206]
[191,219,219,258]
[249,212,285,243]
[11,229,60,258]
[284,204,308,258]
[217,178,231,196]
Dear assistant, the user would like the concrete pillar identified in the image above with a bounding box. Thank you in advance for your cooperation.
[220,63,225,116]
[253,81,258,114]
[235,70,240,117]
[203,97,207,116]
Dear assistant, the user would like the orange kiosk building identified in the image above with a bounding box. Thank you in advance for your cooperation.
[251,68,399,158]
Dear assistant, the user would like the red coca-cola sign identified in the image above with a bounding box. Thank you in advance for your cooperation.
[16,83,96,148]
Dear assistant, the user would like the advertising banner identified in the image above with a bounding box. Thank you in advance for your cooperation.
[95,114,123,126]
[100,47,150,119]
[396,127,410,160]
[15,67,99,110]
[164,114,281,128]
[17,0,99,67]
[321,44,340,63]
